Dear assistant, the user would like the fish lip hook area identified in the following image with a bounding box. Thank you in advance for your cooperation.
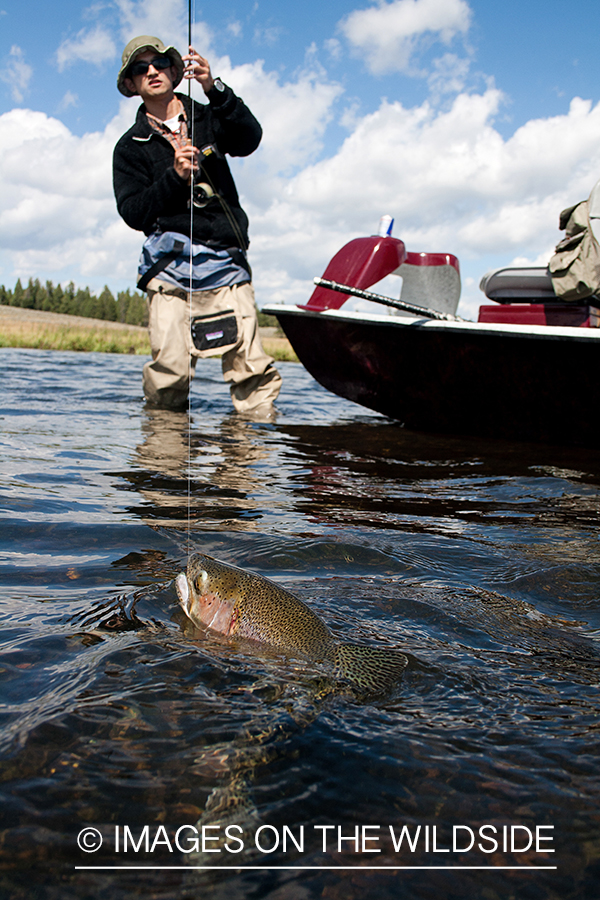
[175,572,190,612]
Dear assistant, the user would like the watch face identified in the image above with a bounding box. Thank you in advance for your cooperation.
[214,78,225,92]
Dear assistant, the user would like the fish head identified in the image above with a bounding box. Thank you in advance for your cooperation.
[176,553,239,635]
[176,552,335,657]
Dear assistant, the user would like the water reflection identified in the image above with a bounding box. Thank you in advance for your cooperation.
[277,422,600,533]
[112,408,276,528]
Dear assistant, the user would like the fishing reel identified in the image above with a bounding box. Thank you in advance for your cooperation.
[190,180,215,209]
[188,143,219,208]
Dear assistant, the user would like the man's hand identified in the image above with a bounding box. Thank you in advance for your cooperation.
[173,142,199,182]
[182,46,215,94]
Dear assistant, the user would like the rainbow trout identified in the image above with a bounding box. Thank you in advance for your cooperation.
[176,552,408,693]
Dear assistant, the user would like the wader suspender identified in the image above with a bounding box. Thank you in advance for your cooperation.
[136,240,186,292]
[225,246,252,280]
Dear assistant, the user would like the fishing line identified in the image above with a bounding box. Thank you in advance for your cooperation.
[186,0,195,561]
[183,0,247,561]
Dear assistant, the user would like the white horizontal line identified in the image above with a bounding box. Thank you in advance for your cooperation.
[75,865,558,871]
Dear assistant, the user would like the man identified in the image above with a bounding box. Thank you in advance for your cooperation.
[113,36,281,413]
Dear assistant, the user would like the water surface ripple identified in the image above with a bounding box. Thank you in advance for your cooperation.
[1,348,599,900]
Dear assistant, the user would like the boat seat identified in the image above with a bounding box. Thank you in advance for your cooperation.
[479,267,557,303]
[392,252,461,316]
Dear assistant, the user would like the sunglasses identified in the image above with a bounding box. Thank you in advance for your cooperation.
[128,56,173,78]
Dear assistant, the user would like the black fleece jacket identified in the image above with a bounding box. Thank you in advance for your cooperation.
[112,85,261,250]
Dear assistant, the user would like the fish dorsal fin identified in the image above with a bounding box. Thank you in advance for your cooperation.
[334,643,408,694]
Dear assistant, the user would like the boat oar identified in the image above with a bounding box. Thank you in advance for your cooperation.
[313,277,462,322]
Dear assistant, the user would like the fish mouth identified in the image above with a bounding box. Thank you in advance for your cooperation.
[175,572,190,615]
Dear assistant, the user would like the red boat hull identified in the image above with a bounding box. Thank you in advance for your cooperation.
[266,306,600,446]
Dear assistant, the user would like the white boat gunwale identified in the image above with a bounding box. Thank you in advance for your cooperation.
[262,303,600,344]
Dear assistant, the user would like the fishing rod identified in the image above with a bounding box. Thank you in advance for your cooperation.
[184,0,247,250]
[187,0,194,557]
[314,278,463,322]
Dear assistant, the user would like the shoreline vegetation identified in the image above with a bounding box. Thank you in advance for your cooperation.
[1,277,148,326]
[0,278,297,361]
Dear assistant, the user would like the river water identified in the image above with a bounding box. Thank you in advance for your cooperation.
[1,347,599,900]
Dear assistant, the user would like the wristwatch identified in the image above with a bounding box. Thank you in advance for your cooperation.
[213,78,225,92]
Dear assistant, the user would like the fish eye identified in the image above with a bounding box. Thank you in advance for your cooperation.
[194,569,208,591]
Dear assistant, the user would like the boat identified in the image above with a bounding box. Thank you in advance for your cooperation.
[262,222,600,446]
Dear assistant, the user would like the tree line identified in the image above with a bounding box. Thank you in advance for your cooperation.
[0,278,148,327]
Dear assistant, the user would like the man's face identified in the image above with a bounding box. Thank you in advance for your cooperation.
[123,50,177,101]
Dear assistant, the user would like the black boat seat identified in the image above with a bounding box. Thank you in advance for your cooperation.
[479,267,557,303]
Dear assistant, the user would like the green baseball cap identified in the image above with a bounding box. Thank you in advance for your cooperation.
[117,35,184,97]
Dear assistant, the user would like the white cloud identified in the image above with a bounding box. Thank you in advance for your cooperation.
[427,53,471,98]
[0,102,141,287]
[227,21,243,40]
[0,46,33,103]
[340,0,472,75]
[214,55,343,176]
[53,0,211,74]
[5,12,600,322]
[56,26,117,71]
[240,91,600,314]
[58,90,79,111]
[324,38,342,62]
[253,25,284,47]
[115,0,211,53]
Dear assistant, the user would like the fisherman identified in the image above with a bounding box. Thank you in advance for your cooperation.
[113,36,281,413]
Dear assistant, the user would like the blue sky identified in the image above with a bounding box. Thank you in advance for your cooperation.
[4,1,600,137]
[2,0,600,317]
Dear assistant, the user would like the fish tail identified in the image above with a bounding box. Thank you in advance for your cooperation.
[184,775,262,869]
[334,643,408,694]
[200,774,261,830]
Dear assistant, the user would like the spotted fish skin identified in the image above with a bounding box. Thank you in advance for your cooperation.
[176,552,408,693]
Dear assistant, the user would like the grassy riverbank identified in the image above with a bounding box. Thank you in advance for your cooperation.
[0,306,298,361]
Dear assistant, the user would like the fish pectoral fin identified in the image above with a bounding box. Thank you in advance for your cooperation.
[334,643,408,694]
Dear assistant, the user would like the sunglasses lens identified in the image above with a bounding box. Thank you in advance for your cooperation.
[129,56,172,77]
[153,56,173,70]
